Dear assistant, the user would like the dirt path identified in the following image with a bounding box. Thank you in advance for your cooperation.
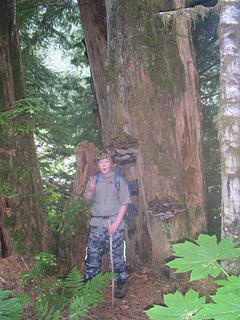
[83,267,214,320]
[83,270,178,320]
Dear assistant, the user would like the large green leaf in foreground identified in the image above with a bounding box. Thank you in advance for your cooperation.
[167,234,240,281]
[198,292,240,320]
[216,275,240,295]
[145,289,205,320]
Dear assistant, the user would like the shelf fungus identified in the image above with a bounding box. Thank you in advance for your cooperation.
[147,197,185,220]
[108,133,139,165]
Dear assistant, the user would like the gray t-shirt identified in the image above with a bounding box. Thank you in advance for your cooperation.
[84,171,131,229]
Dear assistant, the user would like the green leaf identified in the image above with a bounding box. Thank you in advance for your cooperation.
[167,234,240,281]
[68,295,89,319]
[217,237,240,259]
[32,282,66,320]
[216,275,240,295]
[0,289,23,320]
[15,292,31,305]
[198,292,240,320]
[80,272,113,309]
[64,266,84,296]
[0,290,12,300]
[146,289,205,319]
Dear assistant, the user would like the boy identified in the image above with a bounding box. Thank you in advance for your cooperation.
[83,148,131,298]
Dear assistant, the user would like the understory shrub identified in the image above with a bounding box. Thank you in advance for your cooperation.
[146,233,240,320]
[19,253,112,319]
[20,252,57,287]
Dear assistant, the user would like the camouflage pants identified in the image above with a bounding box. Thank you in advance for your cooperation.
[84,225,128,282]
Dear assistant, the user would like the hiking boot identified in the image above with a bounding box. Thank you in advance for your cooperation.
[114,279,127,299]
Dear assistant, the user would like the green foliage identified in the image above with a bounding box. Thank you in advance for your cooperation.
[146,234,240,320]
[198,292,240,320]
[146,289,205,320]
[20,252,56,286]
[68,295,89,319]
[54,196,91,237]
[192,9,221,237]
[32,278,66,320]
[0,97,42,136]
[18,0,101,171]
[33,252,57,275]
[46,195,91,264]
[167,234,240,281]
[66,269,113,308]
[45,185,91,262]
[34,305,61,320]
[31,73,100,166]
[18,0,87,67]
[0,289,28,320]
[65,268,113,318]
[216,275,240,295]
[17,0,101,227]
[20,253,111,319]
[64,266,84,296]
[31,267,111,319]
[43,180,70,235]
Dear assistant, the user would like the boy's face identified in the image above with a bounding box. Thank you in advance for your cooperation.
[98,158,112,175]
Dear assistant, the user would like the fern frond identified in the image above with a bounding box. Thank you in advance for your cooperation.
[0,289,23,320]
[83,272,112,295]
[64,266,84,296]
[68,295,90,319]
[33,296,49,320]
[81,272,112,309]
[29,268,112,320]
[66,271,112,318]
[32,289,65,320]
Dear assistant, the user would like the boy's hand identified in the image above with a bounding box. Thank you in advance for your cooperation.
[89,176,97,191]
[108,221,119,235]
[108,204,128,235]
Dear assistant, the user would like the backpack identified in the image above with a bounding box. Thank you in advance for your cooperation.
[95,169,137,220]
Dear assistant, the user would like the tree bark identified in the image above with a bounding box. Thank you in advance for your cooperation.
[79,0,207,268]
[78,0,108,142]
[218,0,240,273]
[0,0,51,257]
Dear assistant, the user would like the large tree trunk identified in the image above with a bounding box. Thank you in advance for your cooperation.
[218,0,240,274]
[79,0,207,268]
[0,0,51,257]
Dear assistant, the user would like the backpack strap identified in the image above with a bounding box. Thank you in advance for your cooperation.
[95,172,101,184]
[114,170,120,191]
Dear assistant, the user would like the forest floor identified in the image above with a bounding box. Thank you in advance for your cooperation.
[0,255,216,320]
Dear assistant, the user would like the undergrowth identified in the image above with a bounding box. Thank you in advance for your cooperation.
[5,234,239,319]
[146,233,240,320]
[16,252,112,319]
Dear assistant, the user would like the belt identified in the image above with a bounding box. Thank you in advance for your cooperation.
[92,213,118,220]
[93,215,110,219]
